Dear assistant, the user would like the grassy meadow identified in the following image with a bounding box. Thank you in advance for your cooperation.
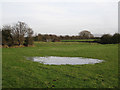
[61,39,98,42]
[2,42,118,88]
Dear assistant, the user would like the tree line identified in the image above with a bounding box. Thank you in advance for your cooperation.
[99,33,120,44]
[34,34,86,42]
[34,30,95,42]
[1,21,120,48]
[1,21,34,47]
[34,31,120,44]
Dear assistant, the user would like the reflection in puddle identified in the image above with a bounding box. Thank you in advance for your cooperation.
[26,56,104,65]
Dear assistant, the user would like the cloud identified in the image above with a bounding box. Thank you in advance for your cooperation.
[1,1,118,35]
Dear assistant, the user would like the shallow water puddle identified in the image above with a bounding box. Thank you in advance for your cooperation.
[26,56,104,65]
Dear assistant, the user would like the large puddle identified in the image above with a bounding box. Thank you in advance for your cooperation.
[26,56,104,65]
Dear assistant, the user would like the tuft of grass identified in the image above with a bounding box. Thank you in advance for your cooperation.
[2,42,118,88]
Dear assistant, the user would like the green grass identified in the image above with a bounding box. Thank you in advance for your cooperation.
[2,42,118,88]
[61,39,98,42]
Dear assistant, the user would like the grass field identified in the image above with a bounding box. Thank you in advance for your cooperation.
[2,42,118,88]
[61,39,98,42]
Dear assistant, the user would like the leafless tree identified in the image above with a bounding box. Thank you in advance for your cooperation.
[12,21,28,45]
[79,30,94,39]
[25,28,34,46]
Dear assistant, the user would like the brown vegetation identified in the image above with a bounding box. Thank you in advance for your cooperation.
[1,21,34,47]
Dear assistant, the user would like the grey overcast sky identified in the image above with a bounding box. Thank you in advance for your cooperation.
[0,0,119,36]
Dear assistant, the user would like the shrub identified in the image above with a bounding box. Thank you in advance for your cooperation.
[100,34,112,44]
[111,33,120,44]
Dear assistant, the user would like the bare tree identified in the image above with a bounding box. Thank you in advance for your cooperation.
[12,21,28,45]
[2,21,34,47]
[79,30,94,39]
[24,28,34,46]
